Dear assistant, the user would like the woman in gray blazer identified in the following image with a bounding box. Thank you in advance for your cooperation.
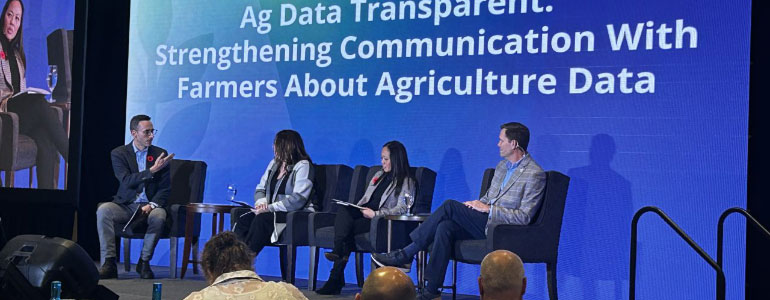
[0,0,68,189]
[233,130,314,257]
[316,140,417,295]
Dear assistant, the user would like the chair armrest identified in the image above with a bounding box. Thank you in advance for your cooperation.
[308,212,337,245]
[369,215,388,253]
[283,211,311,246]
[169,204,201,238]
[0,111,19,169]
[48,106,63,124]
[487,223,550,254]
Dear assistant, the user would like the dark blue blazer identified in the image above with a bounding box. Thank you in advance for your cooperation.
[110,143,171,207]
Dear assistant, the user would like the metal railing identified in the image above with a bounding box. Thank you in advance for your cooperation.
[717,207,770,268]
[630,206,725,300]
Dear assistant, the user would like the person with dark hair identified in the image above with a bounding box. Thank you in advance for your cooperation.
[96,114,175,279]
[0,0,69,189]
[183,231,308,300]
[373,122,546,300]
[233,130,314,257]
[316,140,417,295]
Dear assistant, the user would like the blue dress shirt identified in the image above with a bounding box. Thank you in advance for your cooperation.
[132,142,157,208]
[500,154,526,192]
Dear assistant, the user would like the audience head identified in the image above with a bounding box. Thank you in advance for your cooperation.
[355,266,416,300]
[200,231,255,284]
[478,250,526,300]
[1,0,25,64]
[273,129,312,165]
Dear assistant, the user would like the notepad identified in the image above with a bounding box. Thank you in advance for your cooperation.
[230,200,256,209]
[332,199,365,210]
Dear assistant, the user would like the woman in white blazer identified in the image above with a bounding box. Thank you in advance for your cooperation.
[233,130,315,257]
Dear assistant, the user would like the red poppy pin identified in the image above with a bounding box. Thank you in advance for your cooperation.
[147,155,154,162]
[371,176,380,185]
[0,51,6,60]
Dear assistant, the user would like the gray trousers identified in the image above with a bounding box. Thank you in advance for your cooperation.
[96,202,167,264]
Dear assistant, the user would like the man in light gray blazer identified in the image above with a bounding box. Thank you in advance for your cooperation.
[372,122,546,300]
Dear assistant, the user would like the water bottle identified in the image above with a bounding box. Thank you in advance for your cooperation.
[50,281,61,300]
[152,282,162,300]
[226,183,237,202]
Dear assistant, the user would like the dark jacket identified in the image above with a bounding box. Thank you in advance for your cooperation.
[110,143,171,207]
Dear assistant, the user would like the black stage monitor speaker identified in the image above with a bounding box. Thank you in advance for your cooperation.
[0,235,99,299]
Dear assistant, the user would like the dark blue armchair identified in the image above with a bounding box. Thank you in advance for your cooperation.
[447,170,569,300]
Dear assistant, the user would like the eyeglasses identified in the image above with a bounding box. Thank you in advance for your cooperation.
[141,129,158,136]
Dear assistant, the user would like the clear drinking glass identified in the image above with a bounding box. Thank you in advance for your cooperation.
[226,183,237,202]
[46,65,58,103]
[403,192,414,216]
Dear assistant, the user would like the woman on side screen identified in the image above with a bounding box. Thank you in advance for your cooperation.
[316,140,417,295]
[0,0,69,189]
[233,130,314,256]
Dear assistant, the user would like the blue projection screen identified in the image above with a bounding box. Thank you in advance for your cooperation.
[125,1,749,299]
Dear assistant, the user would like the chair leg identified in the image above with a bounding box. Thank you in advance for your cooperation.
[452,260,457,300]
[355,252,364,288]
[286,244,296,284]
[308,246,319,291]
[192,236,199,274]
[169,238,178,278]
[113,238,120,263]
[5,171,14,187]
[547,262,558,300]
[279,245,288,282]
[123,238,131,272]
[54,159,60,188]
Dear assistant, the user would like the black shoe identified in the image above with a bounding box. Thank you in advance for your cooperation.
[98,258,118,279]
[315,259,347,295]
[371,249,412,272]
[137,259,155,279]
[417,289,442,300]
[324,251,340,262]
[135,258,145,273]
[315,276,345,295]
[324,251,350,263]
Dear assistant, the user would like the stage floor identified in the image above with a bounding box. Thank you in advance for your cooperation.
[97,262,479,299]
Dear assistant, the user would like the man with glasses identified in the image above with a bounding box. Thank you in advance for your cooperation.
[96,114,175,279]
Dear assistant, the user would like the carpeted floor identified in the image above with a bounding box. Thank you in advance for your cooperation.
[97,262,478,299]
